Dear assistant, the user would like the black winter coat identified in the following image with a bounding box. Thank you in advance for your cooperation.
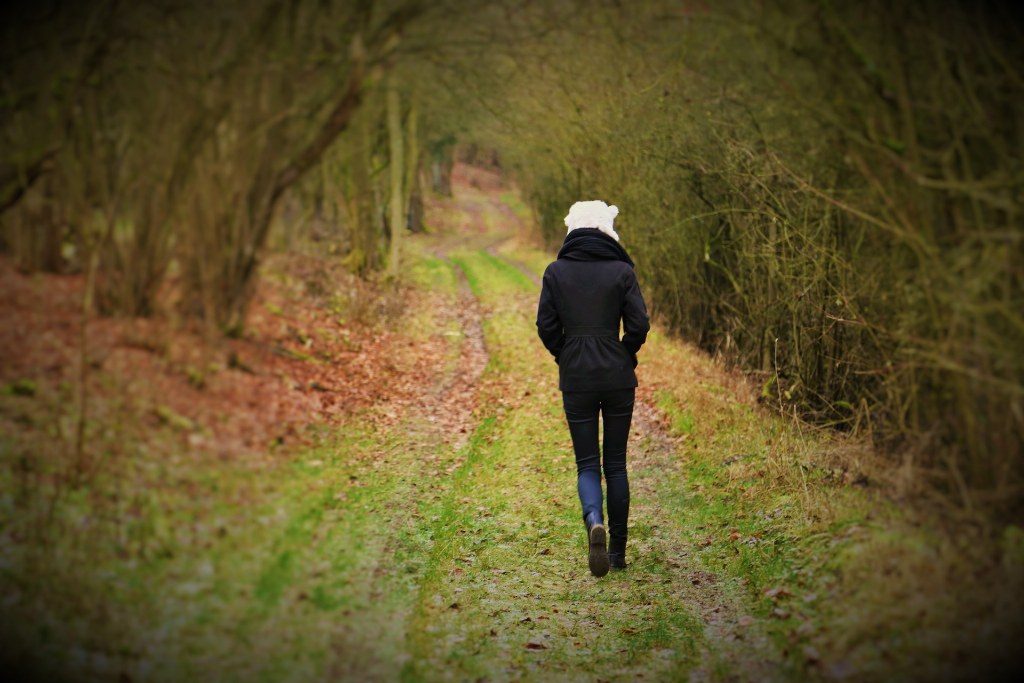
[536,228,651,392]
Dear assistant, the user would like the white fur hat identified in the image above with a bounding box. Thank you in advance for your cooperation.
[564,200,620,242]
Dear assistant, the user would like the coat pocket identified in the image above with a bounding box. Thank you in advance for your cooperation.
[621,341,638,368]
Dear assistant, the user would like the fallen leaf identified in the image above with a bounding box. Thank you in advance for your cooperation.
[764,586,792,600]
[525,641,547,650]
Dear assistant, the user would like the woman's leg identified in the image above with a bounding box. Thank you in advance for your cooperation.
[601,387,635,556]
[562,391,603,527]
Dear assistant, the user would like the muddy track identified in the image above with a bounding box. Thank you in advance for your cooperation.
[437,260,489,450]
[392,247,489,450]
[379,244,491,469]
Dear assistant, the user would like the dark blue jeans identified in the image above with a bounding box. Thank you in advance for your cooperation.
[561,388,635,545]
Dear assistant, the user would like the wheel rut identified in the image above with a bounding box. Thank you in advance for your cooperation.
[428,257,489,451]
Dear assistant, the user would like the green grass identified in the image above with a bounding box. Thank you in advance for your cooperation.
[450,249,534,298]
[406,253,459,294]
[499,243,554,281]
[403,254,459,343]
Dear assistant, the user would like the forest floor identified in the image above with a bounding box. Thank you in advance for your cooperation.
[1,164,1021,682]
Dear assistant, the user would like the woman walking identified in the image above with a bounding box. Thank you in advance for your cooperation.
[536,200,651,577]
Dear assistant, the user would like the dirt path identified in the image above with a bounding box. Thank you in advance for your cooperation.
[373,175,790,680]
[398,246,490,450]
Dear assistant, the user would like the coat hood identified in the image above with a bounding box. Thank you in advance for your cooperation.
[557,227,635,268]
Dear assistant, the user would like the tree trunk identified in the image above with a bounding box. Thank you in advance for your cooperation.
[431,143,454,196]
[403,96,420,231]
[408,172,425,233]
[387,77,404,277]
[349,107,377,275]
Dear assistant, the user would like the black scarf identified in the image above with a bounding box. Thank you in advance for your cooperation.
[557,227,635,268]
